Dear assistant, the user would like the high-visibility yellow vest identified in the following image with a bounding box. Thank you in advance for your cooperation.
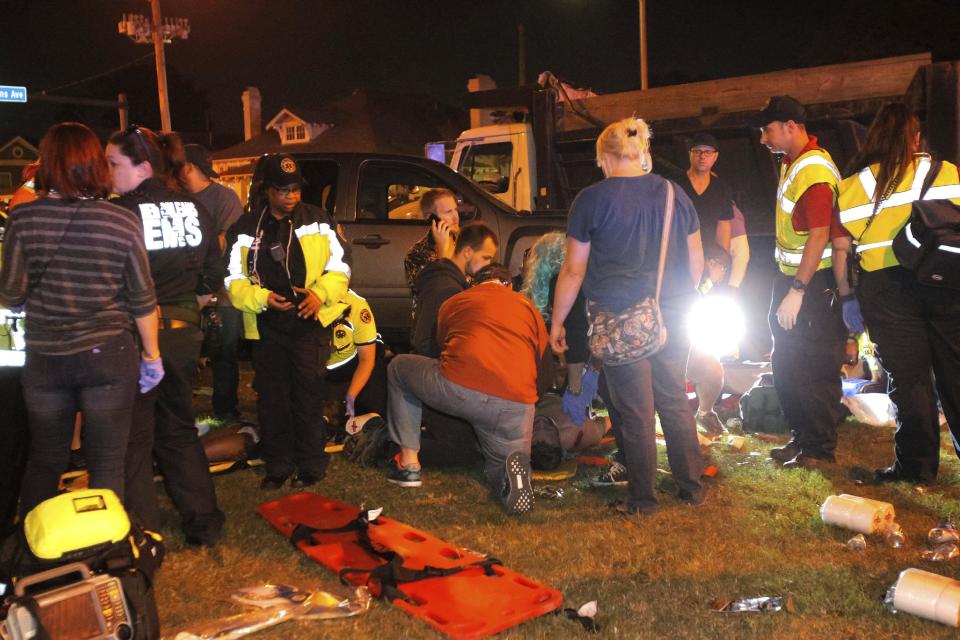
[774,148,840,275]
[837,155,960,272]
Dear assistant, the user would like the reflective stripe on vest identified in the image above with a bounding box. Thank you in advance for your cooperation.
[775,149,840,275]
[837,156,960,271]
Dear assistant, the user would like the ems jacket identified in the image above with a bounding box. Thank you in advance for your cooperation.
[774,148,840,275]
[838,155,960,272]
[225,202,350,339]
[114,177,223,309]
[411,258,467,358]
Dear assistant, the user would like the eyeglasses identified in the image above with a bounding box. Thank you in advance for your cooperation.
[690,149,717,157]
[273,185,302,196]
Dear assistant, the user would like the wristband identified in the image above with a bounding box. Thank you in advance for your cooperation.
[839,294,855,303]
[141,352,161,362]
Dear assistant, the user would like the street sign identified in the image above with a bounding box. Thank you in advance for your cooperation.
[0,86,27,103]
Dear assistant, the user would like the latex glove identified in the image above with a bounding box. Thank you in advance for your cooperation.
[562,367,599,427]
[841,295,865,334]
[345,394,356,418]
[139,358,164,394]
[776,289,803,331]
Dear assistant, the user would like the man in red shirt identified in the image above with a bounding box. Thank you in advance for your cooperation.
[385,263,550,515]
[758,96,847,469]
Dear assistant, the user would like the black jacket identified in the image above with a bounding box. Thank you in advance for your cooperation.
[114,178,223,308]
[411,258,467,358]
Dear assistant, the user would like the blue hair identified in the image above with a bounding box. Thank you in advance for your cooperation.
[521,231,566,320]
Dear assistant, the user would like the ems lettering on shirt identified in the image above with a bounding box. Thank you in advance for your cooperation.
[139,201,203,250]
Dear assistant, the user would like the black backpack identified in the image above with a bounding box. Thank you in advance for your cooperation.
[892,160,960,289]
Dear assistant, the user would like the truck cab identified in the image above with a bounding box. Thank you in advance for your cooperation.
[450,122,537,213]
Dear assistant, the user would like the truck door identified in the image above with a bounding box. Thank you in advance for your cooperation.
[456,138,526,210]
[346,159,483,338]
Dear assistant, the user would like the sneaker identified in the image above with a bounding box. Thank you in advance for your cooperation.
[503,451,534,515]
[696,410,725,436]
[387,459,422,488]
[590,461,628,487]
[769,440,800,462]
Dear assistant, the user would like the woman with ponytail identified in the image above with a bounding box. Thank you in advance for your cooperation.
[106,126,225,545]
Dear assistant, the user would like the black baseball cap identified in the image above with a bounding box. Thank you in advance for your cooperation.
[757,95,807,126]
[260,153,304,188]
[184,144,219,179]
[688,133,719,151]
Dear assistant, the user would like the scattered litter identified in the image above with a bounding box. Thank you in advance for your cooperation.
[915,486,928,494]
[883,523,907,549]
[846,534,867,551]
[854,480,864,486]
[702,465,719,478]
[710,594,793,613]
[724,435,746,450]
[193,386,214,396]
[172,584,370,639]
[534,486,565,500]
[929,524,960,545]
[886,568,960,627]
[562,600,599,633]
[820,494,896,534]
[921,543,960,562]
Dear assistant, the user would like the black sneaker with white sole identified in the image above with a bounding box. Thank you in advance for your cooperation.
[503,451,534,515]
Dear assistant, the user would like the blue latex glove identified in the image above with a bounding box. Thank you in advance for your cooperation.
[841,295,865,334]
[345,394,356,418]
[139,358,164,394]
[562,367,599,427]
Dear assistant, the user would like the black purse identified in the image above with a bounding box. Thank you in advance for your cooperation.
[892,160,960,289]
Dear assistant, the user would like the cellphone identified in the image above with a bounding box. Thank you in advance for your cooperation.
[428,213,441,225]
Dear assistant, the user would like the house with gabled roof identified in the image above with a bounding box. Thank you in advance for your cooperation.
[0,137,39,203]
[211,88,462,204]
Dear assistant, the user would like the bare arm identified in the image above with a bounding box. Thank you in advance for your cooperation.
[687,230,705,288]
[794,225,830,286]
[550,237,590,353]
[134,310,160,360]
[832,235,853,296]
[347,343,376,400]
[727,235,750,288]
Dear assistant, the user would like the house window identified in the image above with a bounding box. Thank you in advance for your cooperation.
[284,124,307,143]
[0,172,12,188]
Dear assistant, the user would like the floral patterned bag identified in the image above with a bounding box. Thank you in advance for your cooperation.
[587,181,675,367]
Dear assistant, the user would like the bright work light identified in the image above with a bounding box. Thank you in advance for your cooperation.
[687,294,745,358]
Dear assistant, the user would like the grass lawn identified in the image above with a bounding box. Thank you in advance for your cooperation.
[156,365,960,639]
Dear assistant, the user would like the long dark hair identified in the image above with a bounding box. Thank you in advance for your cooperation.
[845,103,921,210]
[108,125,188,192]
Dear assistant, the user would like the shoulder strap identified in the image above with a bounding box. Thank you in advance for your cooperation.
[654,181,675,303]
[919,159,943,200]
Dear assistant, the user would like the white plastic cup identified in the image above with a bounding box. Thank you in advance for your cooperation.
[893,568,960,627]
[820,494,896,534]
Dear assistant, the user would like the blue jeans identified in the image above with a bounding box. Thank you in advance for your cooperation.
[387,354,533,493]
[212,304,243,419]
[19,331,138,516]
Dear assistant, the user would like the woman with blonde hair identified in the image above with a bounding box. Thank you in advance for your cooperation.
[550,117,706,515]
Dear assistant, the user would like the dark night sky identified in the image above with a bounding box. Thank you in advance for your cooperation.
[2,0,959,144]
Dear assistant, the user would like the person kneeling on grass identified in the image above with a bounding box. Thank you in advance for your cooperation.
[385,263,551,515]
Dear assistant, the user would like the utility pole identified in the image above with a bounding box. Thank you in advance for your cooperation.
[118,1,190,131]
[639,0,648,90]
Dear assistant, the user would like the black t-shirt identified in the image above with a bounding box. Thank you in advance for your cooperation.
[680,173,734,260]
[566,174,699,311]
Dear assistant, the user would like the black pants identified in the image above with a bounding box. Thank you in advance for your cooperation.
[767,270,846,459]
[858,266,960,481]
[126,326,224,543]
[211,304,243,419]
[418,406,482,468]
[325,342,388,417]
[21,332,138,518]
[252,322,331,479]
